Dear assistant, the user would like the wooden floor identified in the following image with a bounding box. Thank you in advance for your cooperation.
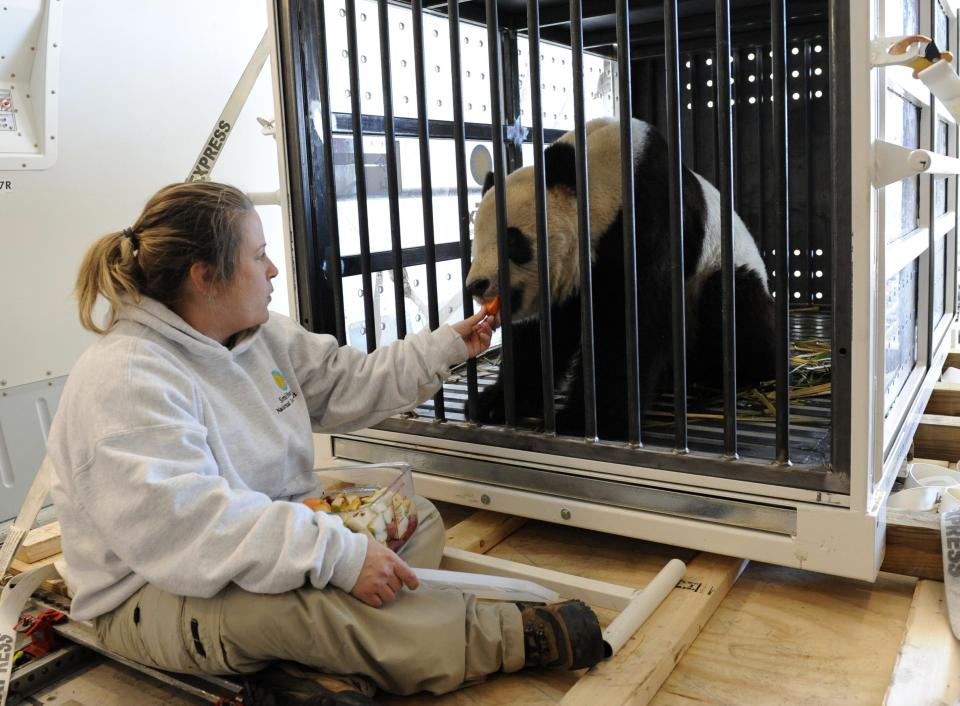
[378,506,916,706]
[23,501,917,706]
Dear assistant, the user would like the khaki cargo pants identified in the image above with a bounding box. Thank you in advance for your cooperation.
[94,497,525,695]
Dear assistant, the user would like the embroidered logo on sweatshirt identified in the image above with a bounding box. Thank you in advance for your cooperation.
[272,369,289,392]
[272,369,298,414]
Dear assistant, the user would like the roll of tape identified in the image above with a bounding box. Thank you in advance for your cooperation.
[906,464,960,488]
[940,485,960,514]
[889,486,940,511]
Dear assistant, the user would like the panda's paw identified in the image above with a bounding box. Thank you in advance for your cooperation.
[474,385,506,425]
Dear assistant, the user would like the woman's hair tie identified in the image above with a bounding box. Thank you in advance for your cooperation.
[122,227,140,251]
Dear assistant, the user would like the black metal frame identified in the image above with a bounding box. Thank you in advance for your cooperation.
[274,0,853,492]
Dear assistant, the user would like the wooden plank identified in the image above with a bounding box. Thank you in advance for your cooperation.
[653,564,916,705]
[908,457,951,468]
[559,554,746,706]
[944,350,960,370]
[914,413,960,461]
[882,519,943,580]
[15,521,61,563]
[445,511,526,554]
[8,552,69,596]
[925,382,960,416]
[884,580,960,705]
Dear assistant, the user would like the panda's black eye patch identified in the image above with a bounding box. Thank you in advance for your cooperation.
[506,227,533,265]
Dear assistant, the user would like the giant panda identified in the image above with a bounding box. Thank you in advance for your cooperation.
[465,116,777,440]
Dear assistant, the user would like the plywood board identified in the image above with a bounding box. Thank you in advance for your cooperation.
[651,564,917,706]
[884,580,960,705]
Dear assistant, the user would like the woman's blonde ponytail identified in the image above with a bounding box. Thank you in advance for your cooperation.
[75,231,142,334]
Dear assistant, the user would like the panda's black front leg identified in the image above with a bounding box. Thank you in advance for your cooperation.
[474,318,549,427]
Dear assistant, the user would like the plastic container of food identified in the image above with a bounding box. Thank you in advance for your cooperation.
[308,462,419,551]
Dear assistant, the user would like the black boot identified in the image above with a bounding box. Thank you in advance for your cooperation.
[517,599,605,671]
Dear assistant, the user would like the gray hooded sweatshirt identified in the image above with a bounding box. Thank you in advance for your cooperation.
[47,297,467,621]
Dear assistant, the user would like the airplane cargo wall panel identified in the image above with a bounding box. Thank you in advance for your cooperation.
[0,0,283,519]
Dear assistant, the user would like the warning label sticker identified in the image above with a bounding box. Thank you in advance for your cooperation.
[0,90,16,132]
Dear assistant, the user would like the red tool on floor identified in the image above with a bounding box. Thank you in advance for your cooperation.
[14,608,67,660]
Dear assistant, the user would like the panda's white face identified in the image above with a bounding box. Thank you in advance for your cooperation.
[466,118,634,321]
[466,168,582,322]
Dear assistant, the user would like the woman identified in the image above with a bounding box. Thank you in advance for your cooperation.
[47,181,603,704]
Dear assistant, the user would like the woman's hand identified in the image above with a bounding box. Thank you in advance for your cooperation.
[350,536,420,608]
[451,309,498,358]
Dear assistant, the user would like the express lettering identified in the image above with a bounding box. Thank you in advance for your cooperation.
[191,120,232,178]
[947,513,960,577]
[0,632,12,674]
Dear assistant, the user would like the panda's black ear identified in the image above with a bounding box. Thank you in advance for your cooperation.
[482,171,495,196]
[544,141,577,190]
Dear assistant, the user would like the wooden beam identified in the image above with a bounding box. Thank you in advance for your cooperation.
[914,414,960,461]
[944,350,960,370]
[884,580,960,705]
[445,511,526,554]
[925,383,960,416]
[559,553,747,706]
[7,552,68,596]
[16,521,62,563]
[882,509,942,580]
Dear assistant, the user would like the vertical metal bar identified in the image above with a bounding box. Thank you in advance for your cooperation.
[617,0,641,445]
[664,0,689,452]
[830,0,851,480]
[733,48,743,216]
[756,47,768,258]
[486,0,516,426]
[501,28,523,173]
[310,0,347,343]
[570,0,598,440]
[448,0,479,422]
[716,0,738,457]
[411,0,445,420]
[377,0,407,343]
[927,0,938,364]
[771,0,791,463]
[527,0,557,434]
[803,40,814,306]
[689,57,701,173]
[277,1,318,334]
[346,0,377,353]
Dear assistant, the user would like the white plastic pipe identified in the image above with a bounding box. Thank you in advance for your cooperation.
[874,140,960,187]
[602,558,687,658]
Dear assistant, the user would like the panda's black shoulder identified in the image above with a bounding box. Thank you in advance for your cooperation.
[544,141,577,191]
